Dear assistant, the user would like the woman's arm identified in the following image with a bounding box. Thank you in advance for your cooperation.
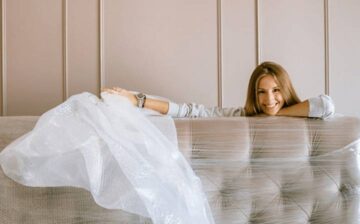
[167,102,244,117]
[102,87,244,117]
[103,88,334,119]
[277,95,335,119]
[276,101,309,117]
[102,87,170,114]
[144,98,170,114]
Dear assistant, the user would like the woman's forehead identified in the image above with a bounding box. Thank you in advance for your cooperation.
[258,75,279,89]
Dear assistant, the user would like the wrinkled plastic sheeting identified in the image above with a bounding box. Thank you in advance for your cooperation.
[0,92,215,224]
[174,116,360,224]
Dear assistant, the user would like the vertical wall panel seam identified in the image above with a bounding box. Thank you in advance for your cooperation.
[63,0,69,100]
[1,0,6,116]
[255,0,260,65]
[217,0,223,107]
[1,0,2,116]
[324,0,330,95]
[99,0,104,94]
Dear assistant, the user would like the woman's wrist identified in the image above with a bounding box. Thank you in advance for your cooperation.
[134,93,146,108]
[144,98,169,114]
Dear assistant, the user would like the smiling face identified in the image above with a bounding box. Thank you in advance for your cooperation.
[245,61,301,116]
[257,75,285,115]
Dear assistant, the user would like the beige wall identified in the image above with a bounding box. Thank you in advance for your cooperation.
[259,0,325,100]
[104,0,218,107]
[68,0,100,97]
[329,0,360,116]
[0,0,359,116]
[4,0,64,116]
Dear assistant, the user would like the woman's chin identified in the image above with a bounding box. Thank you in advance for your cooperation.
[262,109,280,116]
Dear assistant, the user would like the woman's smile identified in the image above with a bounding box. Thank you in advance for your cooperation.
[257,75,285,115]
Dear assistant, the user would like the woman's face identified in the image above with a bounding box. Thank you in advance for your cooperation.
[257,75,285,115]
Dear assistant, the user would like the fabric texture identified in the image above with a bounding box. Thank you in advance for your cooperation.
[308,94,335,118]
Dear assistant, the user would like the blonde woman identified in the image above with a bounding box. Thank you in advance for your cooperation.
[104,61,334,119]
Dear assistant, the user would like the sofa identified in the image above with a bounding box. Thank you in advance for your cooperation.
[1,116,360,224]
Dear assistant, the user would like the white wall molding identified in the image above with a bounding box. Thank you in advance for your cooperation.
[255,0,260,65]
[1,0,6,116]
[217,0,223,107]
[62,0,69,100]
[99,0,104,94]
[324,0,330,95]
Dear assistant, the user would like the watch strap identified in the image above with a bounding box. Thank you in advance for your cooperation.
[135,93,146,108]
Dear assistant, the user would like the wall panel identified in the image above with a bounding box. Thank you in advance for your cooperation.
[222,0,256,107]
[259,0,325,100]
[6,0,63,115]
[329,0,360,116]
[68,0,100,97]
[0,0,358,116]
[104,0,218,106]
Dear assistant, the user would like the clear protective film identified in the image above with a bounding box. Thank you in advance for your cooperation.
[0,92,215,224]
[175,116,360,224]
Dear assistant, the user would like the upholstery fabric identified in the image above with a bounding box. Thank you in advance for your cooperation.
[1,116,360,224]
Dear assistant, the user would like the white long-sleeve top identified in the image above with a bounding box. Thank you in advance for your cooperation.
[166,94,335,119]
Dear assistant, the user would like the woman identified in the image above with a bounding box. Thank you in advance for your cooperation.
[104,61,335,119]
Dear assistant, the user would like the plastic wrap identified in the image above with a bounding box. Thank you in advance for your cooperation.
[1,94,360,224]
[175,116,360,223]
[0,92,214,224]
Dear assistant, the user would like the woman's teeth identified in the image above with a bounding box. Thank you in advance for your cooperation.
[265,103,277,108]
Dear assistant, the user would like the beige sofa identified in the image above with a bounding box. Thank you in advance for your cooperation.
[1,116,360,224]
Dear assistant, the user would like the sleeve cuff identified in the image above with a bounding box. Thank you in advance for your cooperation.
[167,101,180,117]
[308,94,335,119]
[308,96,323,118]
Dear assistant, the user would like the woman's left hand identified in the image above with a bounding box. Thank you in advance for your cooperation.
[102,87,137,106]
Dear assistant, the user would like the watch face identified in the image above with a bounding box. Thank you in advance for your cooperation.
[136,93,146,108]
[137,93,145,99]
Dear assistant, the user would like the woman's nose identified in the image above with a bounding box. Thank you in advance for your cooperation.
[264,93,275,103]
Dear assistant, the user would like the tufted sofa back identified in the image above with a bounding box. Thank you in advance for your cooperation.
[0,116,360,223]
[175,116,360,224]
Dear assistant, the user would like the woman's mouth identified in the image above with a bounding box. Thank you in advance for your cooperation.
[262,103,281,115]
[264,103,278,109]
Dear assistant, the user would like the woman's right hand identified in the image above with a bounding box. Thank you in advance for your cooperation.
[102,87,170,115]
[102,87,137,106]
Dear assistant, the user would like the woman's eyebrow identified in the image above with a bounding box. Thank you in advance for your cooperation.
[257,86,279,90]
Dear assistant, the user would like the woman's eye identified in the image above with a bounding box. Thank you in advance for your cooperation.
[257,91,264,94]
[273,89,280,92]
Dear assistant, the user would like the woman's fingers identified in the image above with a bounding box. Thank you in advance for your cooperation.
[101,87,137,105]
[102,87,125,94]
[101,87,111,92]
[112,87,124,92]
[102,88,116,93]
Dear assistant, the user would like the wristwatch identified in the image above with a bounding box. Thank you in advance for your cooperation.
[135,93,146,108]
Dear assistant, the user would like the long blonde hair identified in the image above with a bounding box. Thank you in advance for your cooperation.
[244,61,301,116]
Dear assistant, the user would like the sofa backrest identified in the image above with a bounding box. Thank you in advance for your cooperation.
[175,116,360,223]
[1,116,360,223]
